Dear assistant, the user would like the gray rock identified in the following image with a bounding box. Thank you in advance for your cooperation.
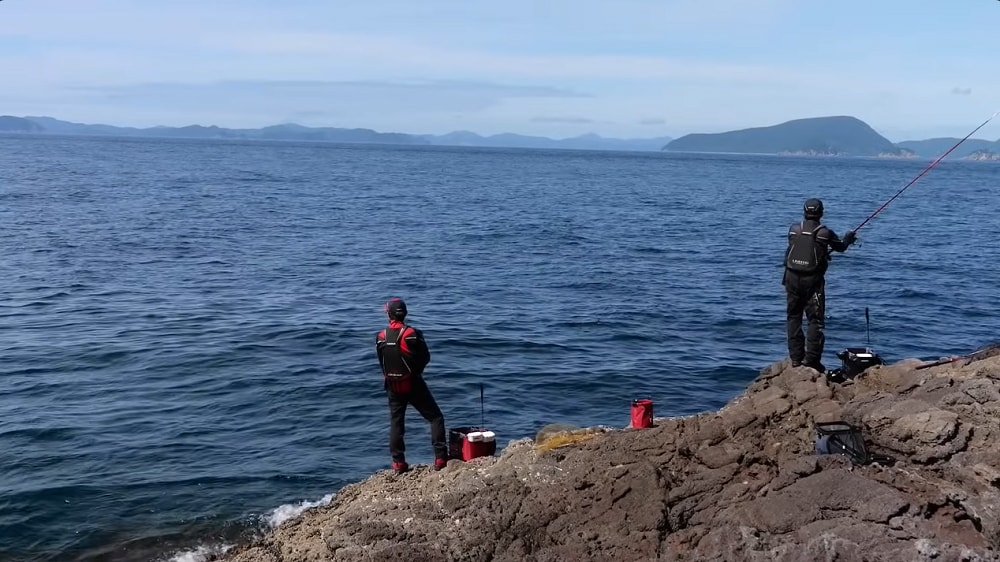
[215,356,1000,562]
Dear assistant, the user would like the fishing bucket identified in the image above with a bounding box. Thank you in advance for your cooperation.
[630,399,654,428]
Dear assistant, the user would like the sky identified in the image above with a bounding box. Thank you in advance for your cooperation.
[1,0,999,141]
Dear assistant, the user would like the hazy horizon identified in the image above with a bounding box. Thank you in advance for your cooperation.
[9,114,1000,145]
[2,0,999,141]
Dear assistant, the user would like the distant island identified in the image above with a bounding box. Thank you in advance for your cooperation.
[664,116,1000,159]
[964,149,1000,161]
[0,116,43,133]
[0,115,671,153]
[2,114,999,158]
[895,137,998,159]
[663,116,913,158]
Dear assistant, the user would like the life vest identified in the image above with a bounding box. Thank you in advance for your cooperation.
[785,221,826,273]
[380,325,414,392]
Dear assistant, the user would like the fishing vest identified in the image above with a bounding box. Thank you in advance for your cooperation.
[380,326,414,390]
[785,221,826,274]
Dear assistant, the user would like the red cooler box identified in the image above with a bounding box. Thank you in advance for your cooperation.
[449,426,497,461]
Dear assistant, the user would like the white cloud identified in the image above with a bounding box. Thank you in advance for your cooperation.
[199,31,812,85]
[0,0,792,52]
[531,116,596,124]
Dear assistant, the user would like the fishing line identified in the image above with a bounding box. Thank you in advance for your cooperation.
[853,110,999,233]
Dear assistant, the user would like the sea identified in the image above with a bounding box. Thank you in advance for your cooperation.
[1,135,998,562]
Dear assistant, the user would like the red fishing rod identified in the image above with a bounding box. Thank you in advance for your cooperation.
[853,111,999,233]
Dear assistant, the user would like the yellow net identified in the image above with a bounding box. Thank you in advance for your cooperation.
[533,423,608,452]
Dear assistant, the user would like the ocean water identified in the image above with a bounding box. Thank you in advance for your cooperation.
[1,135,998,561]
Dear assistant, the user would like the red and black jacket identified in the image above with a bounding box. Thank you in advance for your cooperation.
[375,320,431,393]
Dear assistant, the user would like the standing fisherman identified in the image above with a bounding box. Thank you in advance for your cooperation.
[796,114,999,370]
[375,298,448,474]
[783,199,857,372]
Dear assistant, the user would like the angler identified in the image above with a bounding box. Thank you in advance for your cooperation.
[375,298,448,474]
[783,198,857,372]
[783,111,997,373]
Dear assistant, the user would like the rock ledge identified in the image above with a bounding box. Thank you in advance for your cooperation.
[216,355,1000,562]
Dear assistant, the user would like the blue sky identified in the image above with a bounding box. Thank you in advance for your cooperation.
[1,0,998,140]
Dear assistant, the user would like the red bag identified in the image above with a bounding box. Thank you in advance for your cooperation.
[631,399,654,428]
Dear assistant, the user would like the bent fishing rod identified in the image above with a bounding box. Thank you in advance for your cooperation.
[853,110,999,233]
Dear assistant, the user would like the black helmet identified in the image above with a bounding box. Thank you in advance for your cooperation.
[803,198,824,219]
[384,297,407,320]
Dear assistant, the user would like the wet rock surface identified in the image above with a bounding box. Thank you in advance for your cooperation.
[216,356,1000,562]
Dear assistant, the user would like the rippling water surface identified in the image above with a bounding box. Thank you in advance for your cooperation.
[1,136,998,561]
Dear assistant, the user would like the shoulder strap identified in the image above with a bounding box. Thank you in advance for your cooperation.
[814,223,826,237]
[802,222,825,239]
[383,325,407,345]
[396,325,411,343]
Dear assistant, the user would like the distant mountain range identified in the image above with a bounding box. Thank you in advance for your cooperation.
[0,115,44,133]
[894,137,1000,159]
[4,116,422,145]
[0,115,671,152]
[2,114,999,159]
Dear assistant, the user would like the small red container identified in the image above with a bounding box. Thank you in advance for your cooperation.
[631,399,654,428]
[448,427,497,461]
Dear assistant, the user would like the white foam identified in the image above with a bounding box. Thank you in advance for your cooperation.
[167,544,232,562]
[162,494,335,561]
[266,493,335,528]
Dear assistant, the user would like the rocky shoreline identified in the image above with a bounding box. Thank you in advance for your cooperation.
[964,150,1000,162]
[214,352,1000,562]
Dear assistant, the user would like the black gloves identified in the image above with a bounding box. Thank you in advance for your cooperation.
[843,230,858,246]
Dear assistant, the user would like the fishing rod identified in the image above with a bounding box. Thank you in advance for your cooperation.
[915,341,1000,370]
[865,307,871,347]
[853,110,999,233]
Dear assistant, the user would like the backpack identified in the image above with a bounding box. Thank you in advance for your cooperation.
[379,325,414,392]
[785,221,824,273]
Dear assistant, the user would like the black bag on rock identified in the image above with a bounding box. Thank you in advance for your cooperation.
[826,347,885,383]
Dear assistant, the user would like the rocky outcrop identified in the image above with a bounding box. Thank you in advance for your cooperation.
[215,355,1000,562]
[878,148,919,159]
[964,150,1000,162]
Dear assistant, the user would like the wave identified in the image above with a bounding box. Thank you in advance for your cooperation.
[167,545,233,562]
[163,492,335,562]
[3,137,997,562]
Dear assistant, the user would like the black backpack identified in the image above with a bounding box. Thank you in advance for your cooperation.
[785,221,824,273]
